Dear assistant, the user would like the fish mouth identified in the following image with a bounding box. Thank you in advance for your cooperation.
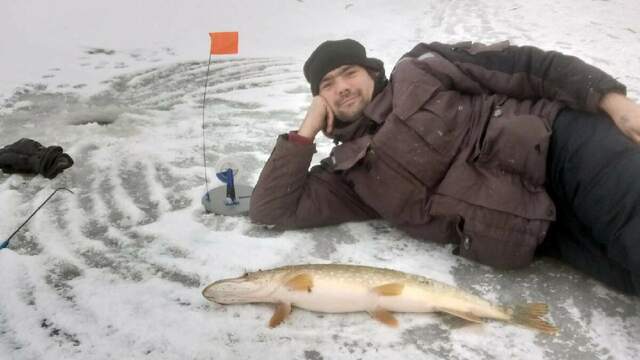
[202,277,271,304]
[201,282,223,302]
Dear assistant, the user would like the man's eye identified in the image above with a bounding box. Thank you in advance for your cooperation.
[346,70,358,77]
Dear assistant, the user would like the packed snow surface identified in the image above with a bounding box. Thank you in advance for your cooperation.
[1,0,639,359]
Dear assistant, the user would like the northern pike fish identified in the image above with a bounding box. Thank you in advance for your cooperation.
[202,264,557,334]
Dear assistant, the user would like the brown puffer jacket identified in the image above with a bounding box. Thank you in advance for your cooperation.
[250,41,626,269]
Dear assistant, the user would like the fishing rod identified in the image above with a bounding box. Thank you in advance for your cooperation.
[0,187,74,250]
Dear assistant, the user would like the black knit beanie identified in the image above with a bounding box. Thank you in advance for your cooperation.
[303,39,386,96]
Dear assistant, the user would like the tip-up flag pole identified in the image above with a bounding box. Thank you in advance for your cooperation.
[202,31,240,199]
[201,31,251,216]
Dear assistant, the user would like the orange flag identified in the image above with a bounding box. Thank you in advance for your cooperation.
[209,32,239,55]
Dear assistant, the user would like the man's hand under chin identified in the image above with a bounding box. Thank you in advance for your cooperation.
[298,96,335,140]
[600,92,640,144]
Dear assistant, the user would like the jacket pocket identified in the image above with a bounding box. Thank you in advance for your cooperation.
[431,194,549,269]
[472,105,550,186]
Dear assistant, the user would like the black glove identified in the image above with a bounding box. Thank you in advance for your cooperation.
[0,138,74,179]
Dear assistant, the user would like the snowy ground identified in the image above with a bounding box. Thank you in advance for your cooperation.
[1,0,639,359]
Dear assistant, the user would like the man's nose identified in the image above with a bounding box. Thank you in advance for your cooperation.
[336,78,351,96]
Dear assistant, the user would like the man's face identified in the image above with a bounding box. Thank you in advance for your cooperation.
[318,65,375,122]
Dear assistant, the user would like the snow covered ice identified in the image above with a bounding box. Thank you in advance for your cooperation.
[1,0,639,359]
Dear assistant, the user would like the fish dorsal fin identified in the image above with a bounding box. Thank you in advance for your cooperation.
[372,283,404,296]
[439,308,483,324]
[285,273,313,292]
[269,302,292,328]
[369,308,399,327]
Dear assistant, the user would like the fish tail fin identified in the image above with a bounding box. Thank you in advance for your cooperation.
[509,303,558,335]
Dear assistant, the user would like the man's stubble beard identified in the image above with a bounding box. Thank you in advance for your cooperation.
[334,91,369,122]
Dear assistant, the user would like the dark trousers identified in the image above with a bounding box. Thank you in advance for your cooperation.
[540,109,640,294]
